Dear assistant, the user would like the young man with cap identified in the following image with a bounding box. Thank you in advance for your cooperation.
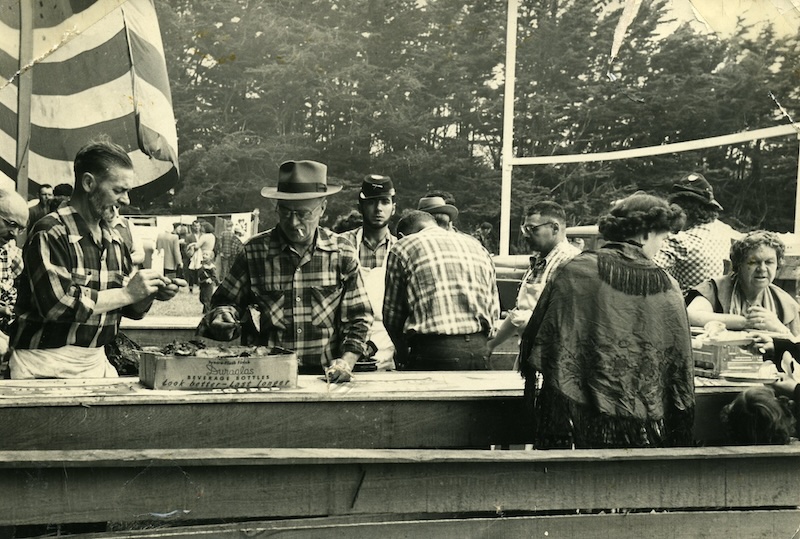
[654,172,743,293]
[384,210,500,370]
[198,160,373,383]
[417,195,458,231]
[341,175,398,369]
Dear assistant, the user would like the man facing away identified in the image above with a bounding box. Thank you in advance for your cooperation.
[384,210,499,370]
[216,219,243,281]
[417,195,458,231]
[485,201,580,361]
[654,172,743,293]
[198,160,373,383]
[10,140,183,379]
[155,223,184,279]
[341,175,398,369]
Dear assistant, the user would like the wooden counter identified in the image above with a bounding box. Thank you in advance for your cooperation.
[0,372,746,451]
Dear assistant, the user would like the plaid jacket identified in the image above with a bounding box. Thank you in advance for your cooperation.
[12,206,140,349]
[205,227,373,370]
[341,227,396,269]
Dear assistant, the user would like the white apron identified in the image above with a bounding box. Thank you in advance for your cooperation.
[356,229,395,370]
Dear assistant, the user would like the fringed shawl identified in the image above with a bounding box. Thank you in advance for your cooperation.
[519,242,695,448]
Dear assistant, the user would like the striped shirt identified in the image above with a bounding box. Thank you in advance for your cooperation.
[341,227,397,269]
[12,206,139,349]
[383,226,499,338]
[508,240,581,328]
[204,227,373,370]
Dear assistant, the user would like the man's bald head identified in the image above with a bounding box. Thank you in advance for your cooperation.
[0,189,29,246]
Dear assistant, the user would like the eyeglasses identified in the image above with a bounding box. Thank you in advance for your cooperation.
[520,221,555,236]
[276,204,322,222]
[0,216,24,233]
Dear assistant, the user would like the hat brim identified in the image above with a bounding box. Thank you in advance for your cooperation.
[261,185,343,200]
[670,191,723,211]
[422,204,458,220]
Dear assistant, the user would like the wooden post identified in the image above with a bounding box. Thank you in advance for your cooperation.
[499,0,518,256]
[15,0,33,201]
[795,132,800,234]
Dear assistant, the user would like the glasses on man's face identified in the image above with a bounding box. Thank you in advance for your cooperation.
[0,216,24,234]
[276,204,321,222]
[520,221,555,236]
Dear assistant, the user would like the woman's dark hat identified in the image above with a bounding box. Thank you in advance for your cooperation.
[417,196,458,220]
[359,175,395,200]
[261,160,342,200]
[670,172,723,211]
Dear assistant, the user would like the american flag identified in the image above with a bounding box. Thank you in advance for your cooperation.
[0,0,178,202]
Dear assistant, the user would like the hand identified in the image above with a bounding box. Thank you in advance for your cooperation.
[770,376,799,398]
[207,310,240,341]
[126,269,170,303]
[745,306,785,333]
[748,332,774,355]
[325,358,353,383]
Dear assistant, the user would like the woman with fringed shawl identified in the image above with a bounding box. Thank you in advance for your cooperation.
[519,193,695,449]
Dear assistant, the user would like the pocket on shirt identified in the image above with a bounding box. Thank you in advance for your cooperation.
[70,270,92,287]
[253,289,285,331]
[311,285,342,327]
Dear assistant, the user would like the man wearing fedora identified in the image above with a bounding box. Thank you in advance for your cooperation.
[418,195,458,231]
[341,175,398,369]
[384,210,500,370]
[198,160,373,383]
[654,172,743,293]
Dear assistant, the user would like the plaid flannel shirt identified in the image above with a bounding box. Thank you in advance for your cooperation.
[0,240,23,330]
[341,227,397,269]
[654,220,741,292]
[204,227,373,370]
[12,206,140,349]
[383,227,499,338]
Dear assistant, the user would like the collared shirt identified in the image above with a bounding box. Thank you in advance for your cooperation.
[341,227,396,269]
[0,240,23,330]
[508,239,581,328]
[653,220,742,292]
[383,226,500,337]
[204,227,373,369]
[217,230,243,259]
[12,206,139,349]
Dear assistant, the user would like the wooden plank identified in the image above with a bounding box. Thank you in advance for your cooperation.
[2,447,800,526]
[56,510,800,539]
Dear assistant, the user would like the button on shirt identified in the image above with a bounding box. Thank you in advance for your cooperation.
[203,227,373,370]
[12,206,138,349]
[383,226,500,338]
[508,239,581,329]
[653,220,742,292]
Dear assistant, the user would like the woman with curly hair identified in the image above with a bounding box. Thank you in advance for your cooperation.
[519,192,695,449]
[686,230,800,336]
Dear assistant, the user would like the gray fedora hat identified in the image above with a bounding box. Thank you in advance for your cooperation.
[418,196,458,220]
[261,160,343,200]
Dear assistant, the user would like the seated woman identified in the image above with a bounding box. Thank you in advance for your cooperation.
[519,193,695,449]
[686,230,800,336]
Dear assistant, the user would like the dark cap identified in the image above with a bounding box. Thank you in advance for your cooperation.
[670,172,723,211]
[359,174,395,200]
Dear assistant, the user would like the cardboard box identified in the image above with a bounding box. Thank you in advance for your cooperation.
[692,341,762,378]
[138,346,298,390]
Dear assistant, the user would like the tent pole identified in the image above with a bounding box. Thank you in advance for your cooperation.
[499,0,518,256]
[16,0,33,201]
[795,133,800,234]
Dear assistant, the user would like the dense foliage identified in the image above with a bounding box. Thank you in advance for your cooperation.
[152,0,800,245]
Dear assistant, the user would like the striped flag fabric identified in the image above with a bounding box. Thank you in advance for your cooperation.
[0,0,179,203]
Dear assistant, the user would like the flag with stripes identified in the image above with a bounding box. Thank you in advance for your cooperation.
[0,0,179,203]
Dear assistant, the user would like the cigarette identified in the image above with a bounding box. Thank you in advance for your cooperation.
[297,228,306,238]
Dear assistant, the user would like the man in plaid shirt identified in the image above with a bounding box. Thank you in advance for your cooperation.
[199,160,373,383]
[384,210,500,370]
[10,140,183,379]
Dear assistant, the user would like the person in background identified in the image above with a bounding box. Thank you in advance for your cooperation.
[654,172,742,293]
[417,195,458,231]
[27,184,53,233]
[0,189,29,363]
[519,192,693,449]
[197,249,219,313]
[721,384,797,445]
[485,201,580,362]
[155,223,183,279]
[341,175,398,369]
[105,206,144,266]
[10,139,182,379]
[472,222,496,254]
[331,210,363,233]
[183,220,201,292]
[384,210,499,370]
[198,160,373,383]
[686,230,800,336]
[216,219,243,281]
[49,183,73,212]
